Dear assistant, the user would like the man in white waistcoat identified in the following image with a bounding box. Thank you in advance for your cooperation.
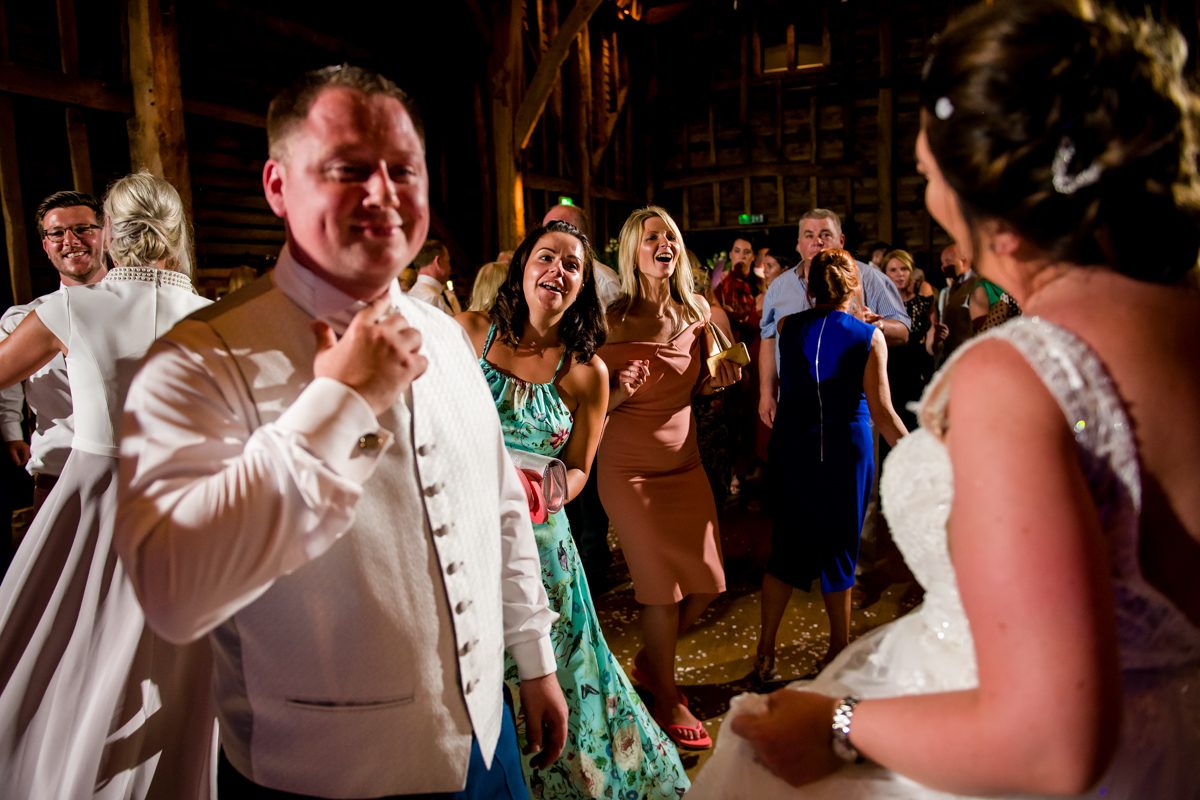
[115,64,566,799]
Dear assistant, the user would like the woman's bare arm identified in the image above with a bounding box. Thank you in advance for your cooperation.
[863,328,907,446]
[736,340,1120,795]
[557,357,610,501]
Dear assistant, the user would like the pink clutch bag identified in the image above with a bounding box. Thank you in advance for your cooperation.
[506,448,568,516]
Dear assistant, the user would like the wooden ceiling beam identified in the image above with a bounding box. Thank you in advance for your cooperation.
[0,63,265,127]
[514,0,605,151]
[591,82,629,175]
[0,64,132,113]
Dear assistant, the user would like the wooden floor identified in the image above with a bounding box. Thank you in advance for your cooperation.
[590,479,920,779]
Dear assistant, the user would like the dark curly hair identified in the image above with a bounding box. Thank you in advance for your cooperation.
[921,0,1200,283]
[489,220,606,364]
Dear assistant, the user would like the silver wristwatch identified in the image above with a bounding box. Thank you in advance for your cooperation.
[831,695,865,763]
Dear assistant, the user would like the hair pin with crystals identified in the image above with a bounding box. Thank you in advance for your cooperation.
[934,97,954,120]
[1051,136,1102,195]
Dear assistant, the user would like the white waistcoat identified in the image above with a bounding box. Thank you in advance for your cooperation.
[194,280,510,797]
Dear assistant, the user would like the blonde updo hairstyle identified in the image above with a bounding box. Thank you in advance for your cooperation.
[103,171,193,276]
[808,248,860,307]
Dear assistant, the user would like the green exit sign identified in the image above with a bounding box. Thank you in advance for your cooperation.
[738,213,765,224]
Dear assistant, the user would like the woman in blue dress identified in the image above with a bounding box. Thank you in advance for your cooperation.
[457,219,690,799]
[755,248,907,681]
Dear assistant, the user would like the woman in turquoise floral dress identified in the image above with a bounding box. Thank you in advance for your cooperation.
[458,220,690,799]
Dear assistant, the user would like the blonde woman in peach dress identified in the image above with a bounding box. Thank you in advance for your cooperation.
[597,206,742,751]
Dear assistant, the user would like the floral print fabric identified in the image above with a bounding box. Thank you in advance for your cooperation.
[480,324,690,799]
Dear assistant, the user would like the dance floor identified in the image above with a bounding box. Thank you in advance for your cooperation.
[592,478,921,778]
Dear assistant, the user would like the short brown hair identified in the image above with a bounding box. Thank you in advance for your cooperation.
[267,64,424,161]
[36,190,102,234]
[808,248,859,306]
[412,238,446,269]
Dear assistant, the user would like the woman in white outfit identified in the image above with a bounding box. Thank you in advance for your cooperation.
[688,1,1200,797]
[0,172,214,799]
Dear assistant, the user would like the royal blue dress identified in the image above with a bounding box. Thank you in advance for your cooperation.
[767,309,875,593]
[478,324,690,800]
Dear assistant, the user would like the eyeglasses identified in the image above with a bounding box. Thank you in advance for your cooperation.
[42,224,101,243]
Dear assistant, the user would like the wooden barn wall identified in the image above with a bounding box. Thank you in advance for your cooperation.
[0,0,492,303]
[644,0,1200,275]
[2,0,1197,303]
[519,1,644,263]
[644,0,957,274]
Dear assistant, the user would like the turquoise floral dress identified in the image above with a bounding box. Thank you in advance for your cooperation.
[480,325,690,800]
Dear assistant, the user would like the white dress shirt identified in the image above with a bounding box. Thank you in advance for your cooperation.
[0,289,73,476]
[409,272,461,315]
[116,247,556,796]
[593,259,622,309]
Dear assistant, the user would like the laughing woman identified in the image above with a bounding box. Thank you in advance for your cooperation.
[457,219,690,799]
[597,206,742,751]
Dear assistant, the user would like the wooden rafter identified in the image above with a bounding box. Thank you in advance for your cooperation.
[590,82,629,174]
[0,96,31,305]
[0,63,265,127]
[514,0,605,151]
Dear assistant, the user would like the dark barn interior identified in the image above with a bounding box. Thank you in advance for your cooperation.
[1,0,1197,298]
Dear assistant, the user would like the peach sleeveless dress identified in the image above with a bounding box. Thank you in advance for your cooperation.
[597,319,725,605]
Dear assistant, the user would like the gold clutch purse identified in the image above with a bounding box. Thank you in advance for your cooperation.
[705,320,751,377]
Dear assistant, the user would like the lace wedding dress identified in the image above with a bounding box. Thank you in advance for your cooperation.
[688,317,1200,799]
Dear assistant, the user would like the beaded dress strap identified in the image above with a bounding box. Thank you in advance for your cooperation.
[481,322,499,359]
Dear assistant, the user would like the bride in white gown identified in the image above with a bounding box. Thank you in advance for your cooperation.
[688,2,1200,798]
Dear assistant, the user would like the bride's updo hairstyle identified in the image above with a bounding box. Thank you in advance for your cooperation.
[921,0,1200,283]
[808,249,860,307]
[103,171,193,276]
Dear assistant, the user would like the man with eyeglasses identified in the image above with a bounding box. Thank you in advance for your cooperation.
[0,191,106,511]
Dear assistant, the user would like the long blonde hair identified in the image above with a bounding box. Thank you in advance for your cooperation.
[103,171,192,276]
[612,205,704,323]
[468,260,509,312]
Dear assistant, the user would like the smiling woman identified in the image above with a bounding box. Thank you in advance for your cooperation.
[597,205,743,752]
[455,220,690,799]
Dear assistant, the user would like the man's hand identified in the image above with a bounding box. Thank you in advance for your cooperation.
[932,322,949,350]
[858,305,883,326]
[518,672,568,768]
[731,690,843,787]
[6,439,29,467]
[312,295,428,416]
